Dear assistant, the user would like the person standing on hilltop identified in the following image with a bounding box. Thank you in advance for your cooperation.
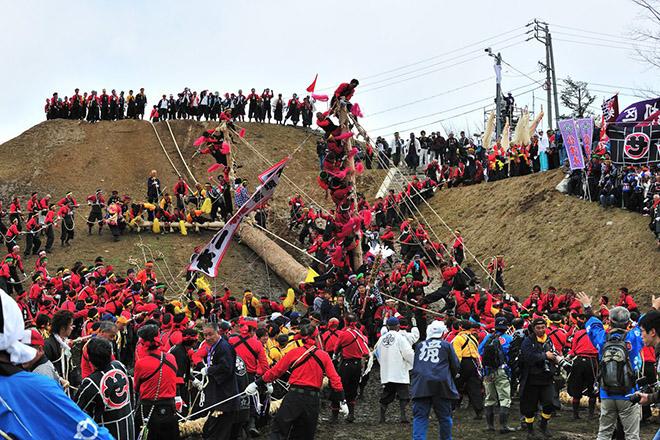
[135,87,147,120]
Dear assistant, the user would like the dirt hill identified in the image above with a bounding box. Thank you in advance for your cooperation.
[420,169,660,301]
[0,119,384,296]
[1,119,657,303]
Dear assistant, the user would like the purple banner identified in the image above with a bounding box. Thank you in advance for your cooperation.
[615,97,660,123]
[576,117,593,158]
[558,119,585,170]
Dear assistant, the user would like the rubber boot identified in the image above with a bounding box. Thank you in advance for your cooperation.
[473,408,483,420]
[379,404,386,423]
[572,398,581,420]
[248,417,259,437]
[539,417,553,438]
[399,400,409,424]
[484,406,495,431]
[525,422,535,440]
[588,397,597,419]
[346,403,355,423]
[499,408,517,433]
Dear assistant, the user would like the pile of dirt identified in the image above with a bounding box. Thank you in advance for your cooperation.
[0,119,384,296]
[419,169,659,301]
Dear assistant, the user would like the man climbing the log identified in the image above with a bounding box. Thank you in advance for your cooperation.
[331,79,359,111]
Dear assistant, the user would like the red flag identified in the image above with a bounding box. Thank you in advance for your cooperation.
[306,74,318,93]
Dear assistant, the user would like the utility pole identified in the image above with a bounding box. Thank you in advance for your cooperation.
[486,48,503,138]
[528,19,559,130]
[547,27,560,130]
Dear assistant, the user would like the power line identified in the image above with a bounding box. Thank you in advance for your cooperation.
[351,25,527,81]
[372,85,543,138]
[359,33,527,90]
[549,22,649,42]
[360,40,527,94]
[553,31,658,50]
[368,76,493,116]
[369,80,541,132]
[553,38,648,51]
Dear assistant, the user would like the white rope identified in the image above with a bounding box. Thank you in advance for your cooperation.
[350,113,508,293]
[246,221,325,265]
[165,120,199,185]
[149,121,182,177]
[178,390,247,421]
[229,129,330,214]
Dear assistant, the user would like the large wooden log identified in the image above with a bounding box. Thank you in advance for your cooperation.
[238,223,308,288]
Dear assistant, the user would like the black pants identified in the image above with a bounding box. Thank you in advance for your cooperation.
[339,359,362,404]
[456,358,483,413]
[270,387,320,440]
[61,215,74,244]
[25,232,41,255]
[380,382,410,406]
[203,411,236,440]
[567,356,597,398]
[137,399,180,440]
[520,382,555,417]
[44,225,54,251]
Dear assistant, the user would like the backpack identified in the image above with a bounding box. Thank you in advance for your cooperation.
[482,334,505,369]
[599,330,635,395]
[508,331,524,372]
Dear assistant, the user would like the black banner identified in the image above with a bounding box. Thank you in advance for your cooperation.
[606,124,660,164]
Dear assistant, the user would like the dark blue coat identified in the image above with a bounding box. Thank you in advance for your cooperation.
[411,338,460,400]
[205,337,239,412]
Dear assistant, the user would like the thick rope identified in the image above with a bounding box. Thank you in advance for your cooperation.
[165,120,199,185]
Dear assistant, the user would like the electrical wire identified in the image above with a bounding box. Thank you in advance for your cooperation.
[370,80,542,132]
[368,76,494,116]
[372,85,543,138]
[360,40,528,94]
[336,25,527,83]
[553,38,648,51]
[552,31,658,51]
[359,33,527,90]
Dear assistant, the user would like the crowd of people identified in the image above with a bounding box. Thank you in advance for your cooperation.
[0,78,654,440]
[563,158,660,246]
[44,87,321,127]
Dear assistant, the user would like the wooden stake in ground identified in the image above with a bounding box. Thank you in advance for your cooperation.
[337,105,363,269]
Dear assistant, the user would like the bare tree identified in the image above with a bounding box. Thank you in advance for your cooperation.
[560,77,596,118]
[632,0,660,68]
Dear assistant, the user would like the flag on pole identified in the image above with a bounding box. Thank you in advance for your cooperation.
[575,117,594,158]
[615,96,660,124]
[189,158,289,277]
[306,74,318,93]
[601,94,619,123]
[558,119,585,170]
[637,109,660,127]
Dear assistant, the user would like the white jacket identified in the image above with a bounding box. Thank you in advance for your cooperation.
[375,328,415,384]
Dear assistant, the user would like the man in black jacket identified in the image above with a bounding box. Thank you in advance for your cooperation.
[75,338,135,440]
[519,318,560,438]
[201,322,239,440]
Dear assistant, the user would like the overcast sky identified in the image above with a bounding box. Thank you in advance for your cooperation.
[1,0,658,144]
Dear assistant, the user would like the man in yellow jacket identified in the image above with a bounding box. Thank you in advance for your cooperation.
[451,320,484,419]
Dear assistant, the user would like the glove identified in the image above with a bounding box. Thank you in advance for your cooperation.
[339,400,349,416]
[200,367,208,376]
[411,316,417,327]
[245,382,259,396]
[192,378,204,391]
[266,383,274,395]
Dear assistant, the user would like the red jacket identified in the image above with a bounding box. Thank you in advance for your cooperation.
[229,334,268,375]
[568,329,598,358]
[134,349,178,400]
[329,326,369,360]
[262,340,343,391]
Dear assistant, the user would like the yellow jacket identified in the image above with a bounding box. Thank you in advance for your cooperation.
[282,288,296,311]
[452,331,480,362]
